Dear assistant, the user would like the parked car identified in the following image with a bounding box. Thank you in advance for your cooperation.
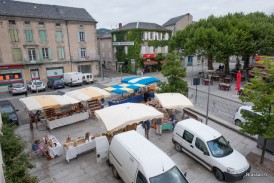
[234,105,259,126]
[27,80,46,92]
[82,73,94,84]
[172,118,250,181]
[8,83,27,95]
[47,79,65,90]
[0,100,19,125]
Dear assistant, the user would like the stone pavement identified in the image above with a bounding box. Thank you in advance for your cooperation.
[12,62,274,183]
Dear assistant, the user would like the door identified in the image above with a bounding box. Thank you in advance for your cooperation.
[192,137,211,169]
[95,136,109,163]
[181,130,195,154]
[187,56,193,66]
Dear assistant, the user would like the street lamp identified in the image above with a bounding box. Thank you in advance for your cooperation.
[205,70,214,125]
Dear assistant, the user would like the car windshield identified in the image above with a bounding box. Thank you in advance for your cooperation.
[150,166,188,183]
[33,81,42,85]
[13,83,24,88]
[0,105,14,113]
[54,80,63,84]
[207,136,233,157]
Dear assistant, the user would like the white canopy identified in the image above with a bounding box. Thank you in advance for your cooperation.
[65,87,111,102]
[19,95,79,111]
[95,103,163,134]
[155,93,194,110]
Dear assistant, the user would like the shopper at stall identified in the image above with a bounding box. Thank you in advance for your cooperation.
[32,139,47,156]
[143,120,151,140]
[156,118,162,135]
[169,111,176,131]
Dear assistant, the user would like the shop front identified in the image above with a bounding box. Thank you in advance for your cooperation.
[46,67,64,80]
[0,65,24,87]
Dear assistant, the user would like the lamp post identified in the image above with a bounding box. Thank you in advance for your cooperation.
[205,70,214,125]
[98,35,104,81]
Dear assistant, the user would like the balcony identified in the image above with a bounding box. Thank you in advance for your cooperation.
[72,55,100,62]
[23,58,44,65]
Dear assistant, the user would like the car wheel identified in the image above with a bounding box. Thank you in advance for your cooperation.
[213,168,224,181]
[112,166,120,179]
[235,119,241,126]
[175,142,182,152]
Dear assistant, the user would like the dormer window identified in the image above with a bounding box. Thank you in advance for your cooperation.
[8,20,16,25]
[56,23,61,27]
[38,22,45,27]
[24,21,30,26]
[79,25,83,29]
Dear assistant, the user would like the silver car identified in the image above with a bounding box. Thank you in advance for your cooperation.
[8,83,27,96]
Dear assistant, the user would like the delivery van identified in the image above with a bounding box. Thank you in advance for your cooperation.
[172,119,251,181]
[82,73,94,84]
[63,72,83,86]
[96,130,188,183]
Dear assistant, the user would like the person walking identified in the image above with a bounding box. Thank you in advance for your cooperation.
[156,118,162,135]
[169,111,176,131]
[143,120,151,139]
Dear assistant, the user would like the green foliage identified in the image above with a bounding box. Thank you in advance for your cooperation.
[158,52,188,95]
[155,53,165,61]
[0,114,38,183]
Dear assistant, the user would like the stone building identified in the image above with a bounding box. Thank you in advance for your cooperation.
[163,13,193,36]
[97,33,115,70]
[0,0,99,90]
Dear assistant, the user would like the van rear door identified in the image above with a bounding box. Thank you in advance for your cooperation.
[95,136,109,163]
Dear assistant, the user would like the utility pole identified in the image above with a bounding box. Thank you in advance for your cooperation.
[98,35,104,81]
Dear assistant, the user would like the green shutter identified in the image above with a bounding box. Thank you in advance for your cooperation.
[39,48,44,61]
[39,30,47,43]
[13,48,22,62]
[9,29,19,42]
[56,31,63,42]
[25,30,33,42]
[14,30,19,42]
[58,48,65,60]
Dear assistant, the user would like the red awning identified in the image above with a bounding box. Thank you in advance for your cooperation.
[143,54,156,58]
[144,61,158,66]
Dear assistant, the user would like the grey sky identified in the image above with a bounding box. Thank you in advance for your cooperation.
[17,0,274,29]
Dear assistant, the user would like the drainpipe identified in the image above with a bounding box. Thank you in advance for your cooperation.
[66,21,73,71]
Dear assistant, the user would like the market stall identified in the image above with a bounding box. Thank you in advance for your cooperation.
[95,103,163,136]
[65,87,111,118]
[43,134,63,159]
[19,95,88,130]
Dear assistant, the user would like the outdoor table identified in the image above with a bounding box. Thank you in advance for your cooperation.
[203,79,213,85]
[211,75,220,81]
[47,111,89,130]
[223,77,232,83]
[44,135,63,159]
[219,83,231,90]
[64,137,96,162]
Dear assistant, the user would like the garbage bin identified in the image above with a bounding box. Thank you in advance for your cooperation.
[257,135,274,154]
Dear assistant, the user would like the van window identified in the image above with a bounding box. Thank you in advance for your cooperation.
[136,171,148,183]
[82,76,85,79]
[195,138,208,153]
[87,75,90,79]
[150,166,188,183]
[182,130,194,144]
[207,136,233,157]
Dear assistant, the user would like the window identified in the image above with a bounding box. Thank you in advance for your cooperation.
[207,136,233,157]
[41,48,49,59]
[182,130,194,144]
[24,21,30,26]
[195,137,208,153]
[55,31,63,42]
[39,30,47,43]
[8,20,16,25]
[79,25,83,29]
[24,29,33,42]
[56,23,61,27]
[113,34,116,41]
[158,33,162,40]
[30,68,39,79]
[28,48,36,61]
[141,32,145,40]
[136,171,148,183]
[150,32,153,40]
[9,29,19,42]
[141,46,146,54]
[38,22,45,27]
[79,32,85,42]
[149,46,154,54]
[58,47,65,60]
[12,48,22,62]
[150,166,188,183]
[155,32,158,40]
[157,47,161,53]
[80,48,87,58]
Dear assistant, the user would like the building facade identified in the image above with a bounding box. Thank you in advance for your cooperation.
[97,33,115,70]
[112,22,171,73]
[0,0,99,90]
[163,13,193,36]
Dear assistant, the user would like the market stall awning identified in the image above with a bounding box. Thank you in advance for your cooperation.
[155,93,194,110]
[19,95,80,111]
[65,87,110,102]
[122,76,160,85]
[104,83,146,94]
[95,103,163,134]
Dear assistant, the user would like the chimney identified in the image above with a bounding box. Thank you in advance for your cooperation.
[119,23,122,29]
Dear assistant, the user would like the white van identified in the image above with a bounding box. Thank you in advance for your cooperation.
[82,73,94,84]
[63,72,83,86]
[98,130,188,183]
[172,119,250,181]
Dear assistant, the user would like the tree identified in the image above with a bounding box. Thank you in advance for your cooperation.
[239,59,274,164]
[157,51,188,95]
[0,114,38,183]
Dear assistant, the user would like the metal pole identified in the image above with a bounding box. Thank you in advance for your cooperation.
[99,35,104,81]
[120,64,122,82]
[205,75,211,125]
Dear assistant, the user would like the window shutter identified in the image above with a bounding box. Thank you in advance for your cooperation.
[39,48,44,61]
[29,30,33,42]
[84,32,87,42]
[14,29,19,42]
[77,32,80,42]
[48,48,52,60]
[78,48,81,60]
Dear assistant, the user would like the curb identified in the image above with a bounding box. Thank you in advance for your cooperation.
[188,108,257,142]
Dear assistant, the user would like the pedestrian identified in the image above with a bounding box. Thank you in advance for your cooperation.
[143,120,151,139]
[143,89,149,103]
[156,118,162,135]
[25,91,28,97]
[169,110,176,131]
